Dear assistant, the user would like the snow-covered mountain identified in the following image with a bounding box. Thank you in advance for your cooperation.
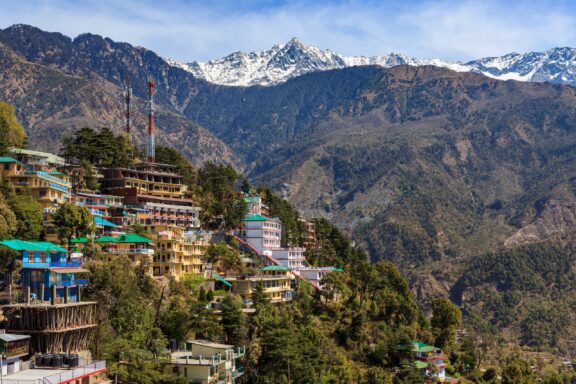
[167,38,576,87]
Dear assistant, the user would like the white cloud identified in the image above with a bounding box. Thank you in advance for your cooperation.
[0,0,574,62]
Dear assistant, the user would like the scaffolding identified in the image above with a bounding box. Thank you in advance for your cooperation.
[2,302,97,354]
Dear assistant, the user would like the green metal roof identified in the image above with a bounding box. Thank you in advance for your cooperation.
[242,214,272,222]
[0,157,22,164]
[260,265,290,271]
[412,341,435,353]
[95,234,152,243]
[414,361,429,369]
[212,273,233,287]
[94,217,117,227]
[71,237,89,243]
[10,148,66,165]
[243,197,260,203]
[0,240,67,253]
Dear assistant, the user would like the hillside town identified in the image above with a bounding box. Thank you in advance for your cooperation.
[0,74,471,382]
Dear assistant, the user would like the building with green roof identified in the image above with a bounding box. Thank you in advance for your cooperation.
[93,234,154,274]
[0,240,86,303]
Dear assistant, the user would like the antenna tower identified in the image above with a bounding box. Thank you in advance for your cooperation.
[147,77,156,163]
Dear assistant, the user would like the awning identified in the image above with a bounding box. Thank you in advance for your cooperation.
[94,217,117,228]
[212,273,232,287]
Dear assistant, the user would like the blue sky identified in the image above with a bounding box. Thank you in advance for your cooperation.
[0,0,575,62]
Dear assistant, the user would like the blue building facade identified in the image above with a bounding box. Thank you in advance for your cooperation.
[0,240,87,302]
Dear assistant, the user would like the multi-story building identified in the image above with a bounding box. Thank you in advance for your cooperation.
[230,265,294,304]
[96,234,154,272]
[166,340,245,384]
[72,191,123,219]
[0,240,87,303]
[297,267,343,289]
[270,248,306,269]
[0,155,72,243]
[237,215,306,268]
[238,215,281,253]
[299,218,317,250]
[144,225,210,280]
[100,162,202,229]
[404,341,458,384]
[100,162,186,199]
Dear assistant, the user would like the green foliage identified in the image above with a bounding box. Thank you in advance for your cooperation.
[0,193,17,240]
[194,163,247,230]
[259,186,304,247]
[206,242,243,273]
[52,202,95,248]
[155,145,197,186]
[0,101,25,154]
[220,294,247,346]
[456,243,576,351]
[61,127,135,167]
[8,193,43,240]
[431,298,462,352]
[501,358,535,384]
[308,218,357,267]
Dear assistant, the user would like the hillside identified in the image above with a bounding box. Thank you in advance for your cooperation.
[3,25,576,342]
[0,26,240,167]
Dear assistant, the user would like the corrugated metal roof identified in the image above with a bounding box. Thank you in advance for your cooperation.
[242,214,272,222]
[0,240,67,253]
[260,265,290,271]
[0,157,22,164]
[212,273,233,287]
[0,334,30,342]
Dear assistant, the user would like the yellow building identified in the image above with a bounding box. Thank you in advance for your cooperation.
[100,163,186,199]
[96,234,154,273]
[230,265,294,304]
[167,340,244,384]
[144,224,210,280]
[1,156,71,210]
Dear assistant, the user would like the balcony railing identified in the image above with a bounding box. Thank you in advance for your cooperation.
[102,248,154,254]
[23,261,82,268]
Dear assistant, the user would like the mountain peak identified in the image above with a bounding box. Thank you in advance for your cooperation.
[166,38,576,87]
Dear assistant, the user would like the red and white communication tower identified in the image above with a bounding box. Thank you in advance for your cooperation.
[147,78,156,163]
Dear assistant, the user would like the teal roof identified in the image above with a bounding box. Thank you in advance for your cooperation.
[332,267,343,272]
[0,240,67,253]
[71,237,88,243]
[243,214,272,222]
[0,157,22,164]
[95,234,152,243]
[212,273,233,287]
[243,196,260,203]
[94,217,117,227]
[260,265,290,271]
[412,341,435,353]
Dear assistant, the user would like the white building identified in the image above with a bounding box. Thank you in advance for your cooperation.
[238,215,281,253]
[297,267,343,289]
[166,340,245,384]
[271,248,306,269]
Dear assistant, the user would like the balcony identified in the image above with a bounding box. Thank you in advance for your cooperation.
[23,261,82,268]
[59,279,89,287]
[232,366,245,379]
[29,279,88,289]
[102,248,154,254]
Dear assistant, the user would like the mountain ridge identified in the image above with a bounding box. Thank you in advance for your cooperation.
[169,37,576,87]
